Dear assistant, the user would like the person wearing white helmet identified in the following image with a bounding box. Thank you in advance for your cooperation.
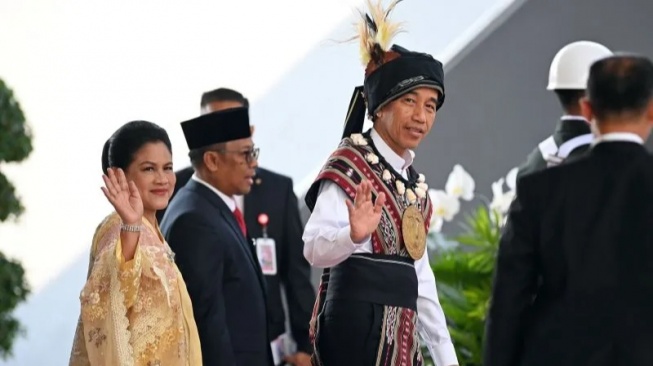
[516,40,613,180]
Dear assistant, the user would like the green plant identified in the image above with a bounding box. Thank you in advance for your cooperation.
[420,164,515,365]
[0,253,29,358]
[430,206,502,365]
[0,78,32,359]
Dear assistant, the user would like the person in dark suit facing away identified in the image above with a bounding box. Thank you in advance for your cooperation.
[484,54,653,366]
[160,107,273,366]
[157,88,315,366]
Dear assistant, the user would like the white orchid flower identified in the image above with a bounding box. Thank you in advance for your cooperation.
[491,178,505,200]
[418,173,426,183]
[489,177,515,216]
[445,164,475,201]
[428,189,461,233]
[430,216,444,233]
[505,167,518,192]
[490,190,516,216]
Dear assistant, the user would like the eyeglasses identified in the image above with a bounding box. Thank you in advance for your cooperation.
[217,147,260,164]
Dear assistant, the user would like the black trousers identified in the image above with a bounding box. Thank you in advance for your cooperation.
[317,299,384,366]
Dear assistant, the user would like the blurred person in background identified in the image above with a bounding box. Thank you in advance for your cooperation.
[517,41,613,178]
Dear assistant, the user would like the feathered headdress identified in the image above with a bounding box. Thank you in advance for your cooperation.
[336,0,445,140]
[354,0,405,74]
[306,0,446,211]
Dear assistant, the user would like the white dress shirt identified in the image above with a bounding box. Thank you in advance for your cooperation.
[560,114,590,123]
[234,195,244,213]
[302,128,458,366]
[593,131,644,145]
[191,174,237,211]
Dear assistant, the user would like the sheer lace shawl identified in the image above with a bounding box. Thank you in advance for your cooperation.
[69,213,188,366]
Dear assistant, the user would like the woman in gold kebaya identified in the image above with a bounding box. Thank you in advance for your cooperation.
[69,121,201,366]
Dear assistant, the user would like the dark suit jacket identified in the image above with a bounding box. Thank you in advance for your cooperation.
[517,117,592,180]
[484,141,653,366]
[160,179,273,366]
[158,166,315,353]
[243,167,315,353]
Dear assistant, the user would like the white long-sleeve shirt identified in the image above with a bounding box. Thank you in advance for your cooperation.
[302,128,458,366]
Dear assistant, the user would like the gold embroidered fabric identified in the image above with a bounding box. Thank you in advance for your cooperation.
[68,213,202,366]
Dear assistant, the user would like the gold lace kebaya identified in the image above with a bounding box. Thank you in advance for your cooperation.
[69,213,202,366]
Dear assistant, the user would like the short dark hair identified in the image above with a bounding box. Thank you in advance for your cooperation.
[200,88,249,108]
[587,54,653,120]
[102,121,172,173]
[188,142,225,169]
[554,89,586,111]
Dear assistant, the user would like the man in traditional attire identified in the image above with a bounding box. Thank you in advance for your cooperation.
[161,107,273,366]
[301,1,458,365]
[484,54,653,366]
[517,41,613,179]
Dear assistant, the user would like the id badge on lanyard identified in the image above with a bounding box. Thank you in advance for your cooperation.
[255,213,277,275]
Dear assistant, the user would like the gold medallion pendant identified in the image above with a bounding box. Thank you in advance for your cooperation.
[401,205,426,260]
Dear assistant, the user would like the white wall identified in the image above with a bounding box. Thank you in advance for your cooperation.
[0,0,505,364]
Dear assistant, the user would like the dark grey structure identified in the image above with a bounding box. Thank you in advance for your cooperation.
[418,0,653,202]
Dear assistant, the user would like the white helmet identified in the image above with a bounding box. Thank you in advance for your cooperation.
[547,41,613,90]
